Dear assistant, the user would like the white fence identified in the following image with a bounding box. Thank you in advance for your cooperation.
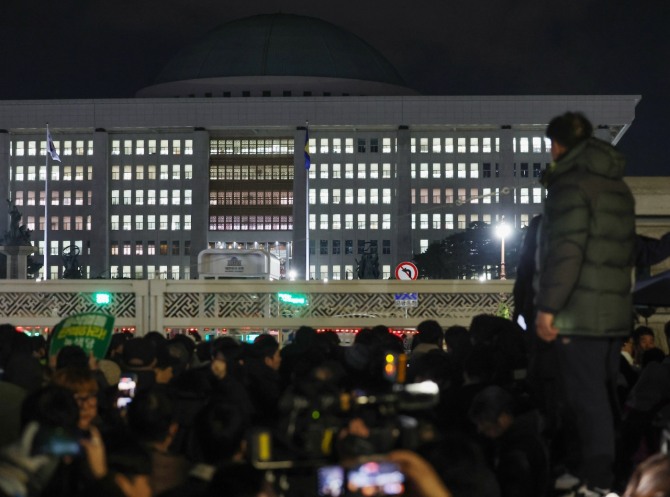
[2,279,667,339]
[0,279,519,335]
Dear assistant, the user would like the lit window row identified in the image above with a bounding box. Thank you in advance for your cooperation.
[409,136,550,154]
[110,240,191,257]
[310,137,393,155]
[412,213,493,230]
[209,191,292,206]
[308,264,393,280]
[20,216,91,232]
[111,164,193,181]
[110,190,192,206]
[410,137,500,154]
[414,214,536,232]
[410,187,543,204]
[309,163,394,179]
[514,137,552,154]
[12,140,93,157]
[111,139,193,156]
[309,213,392,230]
[410,162,507,179]
[46,240,85,256]
[309,188,392,204]
[109,265,189,280]
[210,139,293,156]
[208,215,293,231]
[110,215,192,231]
[13,190,91,206]
[14,165,93,181]
[209,165,293,181]
[48,216,91,230]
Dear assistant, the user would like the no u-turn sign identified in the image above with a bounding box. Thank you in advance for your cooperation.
[395,261,418,280]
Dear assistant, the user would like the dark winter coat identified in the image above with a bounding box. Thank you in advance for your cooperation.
[535,137,635,337]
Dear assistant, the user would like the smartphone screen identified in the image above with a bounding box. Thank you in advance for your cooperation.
[317,465,345,497]
[117,373,137,409]
[318,461,405,497]
[346,461,405,497]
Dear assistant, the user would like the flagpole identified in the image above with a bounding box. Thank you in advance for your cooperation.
[304,121,310,280]
[44,124,49,280]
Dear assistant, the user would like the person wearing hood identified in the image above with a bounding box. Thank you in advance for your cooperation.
[534,112,636,496]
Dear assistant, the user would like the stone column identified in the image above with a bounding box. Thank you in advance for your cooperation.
[0,245,35,279]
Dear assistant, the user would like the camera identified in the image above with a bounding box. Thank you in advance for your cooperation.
[317,459,405,497]
[116,373,138,409]
[250,380,439,467]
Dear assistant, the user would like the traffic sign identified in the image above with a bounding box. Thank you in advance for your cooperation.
[395,261,418,280]
[394,292,419,308]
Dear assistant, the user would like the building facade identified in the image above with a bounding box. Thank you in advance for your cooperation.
[0,15,640,280]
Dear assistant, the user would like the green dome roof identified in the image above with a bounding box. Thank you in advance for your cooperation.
[154,13,407,87]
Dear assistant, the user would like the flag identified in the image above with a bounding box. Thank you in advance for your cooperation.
[47,128,61,162]
[304,128,311,170]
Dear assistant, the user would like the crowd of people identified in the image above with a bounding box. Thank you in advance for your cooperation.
[1,110,670,497]
[0,315,668,497]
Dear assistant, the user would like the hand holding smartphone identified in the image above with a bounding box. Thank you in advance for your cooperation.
[116,373,138,409]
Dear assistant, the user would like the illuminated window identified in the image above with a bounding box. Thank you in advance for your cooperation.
[357,214,366,229]
[519,137,529,153]
[357,163,366,179]
[357,188,366,204]
[457,163,466,178]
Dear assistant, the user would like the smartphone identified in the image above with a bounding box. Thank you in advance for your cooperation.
[33,427,81,457]
[318,460,404,497]
[317,465,346,497]
[117,373,138,409]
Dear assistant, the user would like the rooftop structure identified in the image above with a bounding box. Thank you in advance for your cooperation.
[0,14,641,281]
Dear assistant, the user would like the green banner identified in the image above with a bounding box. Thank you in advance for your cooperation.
[49,313,115,360]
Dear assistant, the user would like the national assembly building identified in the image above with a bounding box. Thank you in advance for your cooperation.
[0,14,640,281]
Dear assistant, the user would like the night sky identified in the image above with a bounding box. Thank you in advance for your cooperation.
[1,0,668,175]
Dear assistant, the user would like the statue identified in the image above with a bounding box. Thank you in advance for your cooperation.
[62,244,83,279]
[1,199,37,279]
[355,242,380,280]
[3,199,32,246]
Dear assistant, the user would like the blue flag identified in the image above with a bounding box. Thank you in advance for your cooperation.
[47,128,61,162]
[304,128,311,170]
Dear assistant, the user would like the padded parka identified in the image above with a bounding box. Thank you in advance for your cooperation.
[535,137,635,337]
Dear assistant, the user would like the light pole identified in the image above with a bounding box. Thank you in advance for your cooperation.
[496,222,511,280]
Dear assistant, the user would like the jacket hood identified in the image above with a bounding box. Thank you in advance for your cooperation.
[545,138,625,186]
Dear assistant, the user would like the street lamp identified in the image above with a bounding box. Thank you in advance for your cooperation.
[496,222,511,280]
